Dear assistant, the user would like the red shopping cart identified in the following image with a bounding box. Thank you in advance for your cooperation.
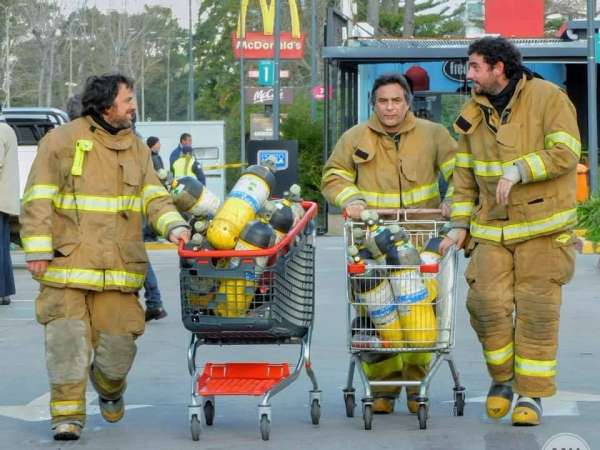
[178,201,320,441]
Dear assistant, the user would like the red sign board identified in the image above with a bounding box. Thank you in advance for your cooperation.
[311,85,333,101]
[484,0,544,37]
[232,32,305,60]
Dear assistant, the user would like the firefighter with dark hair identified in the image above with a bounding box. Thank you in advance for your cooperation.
[440,37,579,426]
[321,73,457,414]
[20,73,190,440]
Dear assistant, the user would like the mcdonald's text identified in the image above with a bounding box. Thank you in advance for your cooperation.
[232,32,305,59]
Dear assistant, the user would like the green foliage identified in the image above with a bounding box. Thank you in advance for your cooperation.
[378,0,464,36]
[577,193,600,242]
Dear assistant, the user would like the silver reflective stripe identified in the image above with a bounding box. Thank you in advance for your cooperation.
[451,201,474,218]
[484,342,514,366]
[38,267,104,288]
[54,194,142,213]
[545,131,581,158]
[470,220,502,242]
[22,235,53,253]
[142,185,169,213]
[455,152,473,168]
[323,168,356,182]
[334,186,362,207]
[523,153,547,181]
[155,211,185,236]
[439,157,455,181]
[363,192,401,208]
[105,270,145,289]
[401,182,439,206]
[515,355,557,377]
[503,209,577,241]
[22,184,59,203]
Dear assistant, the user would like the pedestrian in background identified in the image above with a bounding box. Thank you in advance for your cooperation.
[0,122,19,305]
[169,132,192,167]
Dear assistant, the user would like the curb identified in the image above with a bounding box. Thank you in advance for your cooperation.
[574,229,600,254]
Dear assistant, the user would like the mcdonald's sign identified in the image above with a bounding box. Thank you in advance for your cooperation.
[232,0,306,60]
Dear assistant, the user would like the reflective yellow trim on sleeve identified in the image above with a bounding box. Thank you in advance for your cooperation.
[444,184,454,199]
[54,194,142,213]
[362,192,401,208]
[142,184,169,214]
[450,201,474,218]
[155,211,185,236]
[455,152,474,168]
[105,270,146,290]
[334,186,362,207]
[515,355,557,377]
[523,153,548,181]
[323,168,356,183]
[484,342,514,366]
[38,267,104,289]
[545,131,581,158]
[22,235,53,254]
[50,400,86,417]
[439,157,455,181]
[503,208,577,241]
[22,184,59,204]
[470,220,502,242]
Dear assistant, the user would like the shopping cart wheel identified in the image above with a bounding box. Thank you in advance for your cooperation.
[260,414,270,441]
[363,404,373,430]
[204,400,215,425]
[344,393,356,418]
[417,404,428,430]
[453,388,465,417]
[190,414,201,441]
[310,399,321,425]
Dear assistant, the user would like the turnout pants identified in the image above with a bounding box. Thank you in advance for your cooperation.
[35,286,145,426]
[465,233,575,398]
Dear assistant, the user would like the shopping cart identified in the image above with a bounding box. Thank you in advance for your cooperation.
[178,201,320,441]
[342,209,465,430]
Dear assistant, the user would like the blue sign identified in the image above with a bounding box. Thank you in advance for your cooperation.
[257,149,288,170]
[258,60,274,86]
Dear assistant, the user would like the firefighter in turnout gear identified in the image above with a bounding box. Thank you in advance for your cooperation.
[440,37,579,426]
[20,74,190,441]
[322,73,457,414]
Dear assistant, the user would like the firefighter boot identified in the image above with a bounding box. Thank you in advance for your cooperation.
[89,365,125,423]
[372,396,395,414]
[53,421,82,441]
[512,396,542,426]
[406,389,419,414]
[486,382,514,419]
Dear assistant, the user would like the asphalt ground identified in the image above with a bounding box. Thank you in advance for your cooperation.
[1,236,600,450]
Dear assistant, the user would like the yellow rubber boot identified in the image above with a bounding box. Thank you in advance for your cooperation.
[372,397,395,414]
[486,382,514,419]
[512,396,542,426]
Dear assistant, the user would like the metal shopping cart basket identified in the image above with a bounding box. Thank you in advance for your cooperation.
[342,209,465,430]
[178,201,320,441]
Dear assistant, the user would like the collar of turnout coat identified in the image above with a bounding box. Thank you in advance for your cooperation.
[83,116,136,151]
[366,110,417,137]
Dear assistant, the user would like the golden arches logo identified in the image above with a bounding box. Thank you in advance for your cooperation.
[236,0,301,39]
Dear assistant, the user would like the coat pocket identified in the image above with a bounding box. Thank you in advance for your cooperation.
[550,233,576,285]
[120,159,143,188]
[35,286,66,325]
[118,241,148,263]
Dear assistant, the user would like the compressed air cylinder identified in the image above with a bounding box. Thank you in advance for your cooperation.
[270,199,295,243]
[420,236,443,305]
[350,251,404,348]
[216,220,275,317]
[362,211,393,264]
[287,184,305,224]
[387,238,437,348]
[207,161,276,249]
[170,176,220,217]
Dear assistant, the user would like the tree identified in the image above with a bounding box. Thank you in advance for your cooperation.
[367,0,379,34]
[402,0,415,37]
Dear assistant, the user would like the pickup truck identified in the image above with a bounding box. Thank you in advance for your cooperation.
[0,107,69,244]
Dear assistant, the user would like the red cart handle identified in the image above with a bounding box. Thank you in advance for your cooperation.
[178,200,318,259]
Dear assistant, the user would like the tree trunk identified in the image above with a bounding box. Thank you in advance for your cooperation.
[383,0,399,13]
[367,0,379,35]
[46,39,56,107]
[403,0,415,37]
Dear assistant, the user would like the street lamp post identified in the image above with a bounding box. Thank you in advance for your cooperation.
[187,0,195,121]
[2,5,12,107]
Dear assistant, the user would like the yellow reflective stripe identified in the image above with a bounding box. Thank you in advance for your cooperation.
[54,194,142,213]
[523,153,548,181]
[503,208,577,241]
[545,131,581,158]
[156,211,184,236]
[470,220,502,242]
[39,267,104,288]
[439,157,455,181]
[50,400,86,417]
[22,235,53,254]
[323,168,356,183]
[484,342,514,366]
[334,186,362,207]
[451,201,474,218]
[142,184,169,214]
[22,184,59,204]
[105,270,145,289]
[445,184,454,198]
[455,152,473,168]
[71,139,94,176]
[401,182,439,206]
[515,355,557,377]
[362,192,401,208]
